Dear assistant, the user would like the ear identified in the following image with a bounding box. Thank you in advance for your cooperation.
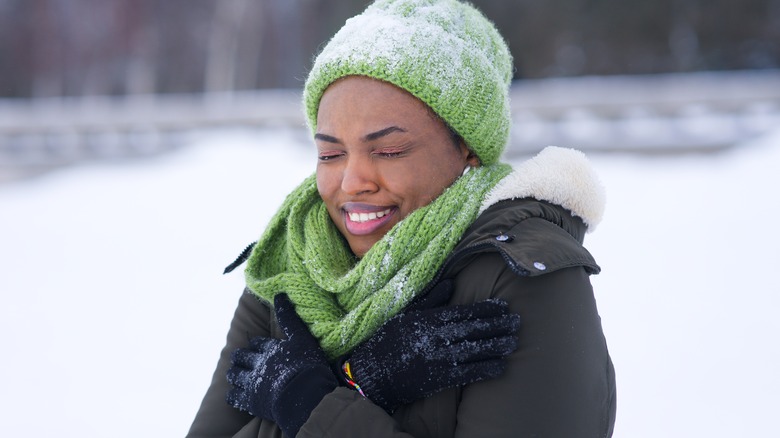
[466,152,480,168]
[460,145,481,167]
[457,139,481,167]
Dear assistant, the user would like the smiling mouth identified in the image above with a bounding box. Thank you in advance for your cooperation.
[347,208,393,223]
[342,207,397,235]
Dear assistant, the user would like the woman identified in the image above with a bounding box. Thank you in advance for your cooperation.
[188,0,616,437]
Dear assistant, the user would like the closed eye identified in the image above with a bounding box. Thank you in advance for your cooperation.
[376,151,404,158]
[373,147,408,158]
[318,151,344,161]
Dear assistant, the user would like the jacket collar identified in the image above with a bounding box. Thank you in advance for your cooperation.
[481,146,606,232]
[445,197,600,278]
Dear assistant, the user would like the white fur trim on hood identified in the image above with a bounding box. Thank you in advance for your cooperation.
[481,146,606,232]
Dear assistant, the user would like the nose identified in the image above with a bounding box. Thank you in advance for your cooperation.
[341,155,379,196]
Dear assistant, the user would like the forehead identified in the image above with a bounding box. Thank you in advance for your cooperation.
[316,76,439,130]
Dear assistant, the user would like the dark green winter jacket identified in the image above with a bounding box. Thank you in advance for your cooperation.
[187,196,616,438]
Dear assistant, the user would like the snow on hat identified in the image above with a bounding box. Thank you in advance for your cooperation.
[303,0,513,165]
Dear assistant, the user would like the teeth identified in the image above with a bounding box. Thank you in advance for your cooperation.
[348,208,392,223]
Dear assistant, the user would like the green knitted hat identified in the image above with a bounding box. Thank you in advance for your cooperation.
[303,0,513,165]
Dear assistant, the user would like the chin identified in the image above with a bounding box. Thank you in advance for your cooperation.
[350,243,372,258]
[348,236,382,258]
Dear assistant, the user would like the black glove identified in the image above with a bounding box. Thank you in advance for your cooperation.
[342,279,521,413]
[226,294,338,438]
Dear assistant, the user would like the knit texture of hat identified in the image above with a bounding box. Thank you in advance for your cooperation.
[303,0,513,165]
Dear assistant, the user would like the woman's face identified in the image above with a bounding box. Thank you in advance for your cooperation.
[315,76,478,258]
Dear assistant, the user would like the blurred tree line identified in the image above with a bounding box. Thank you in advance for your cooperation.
[0,0,778,98]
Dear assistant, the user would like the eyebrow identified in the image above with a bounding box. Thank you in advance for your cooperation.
[314,133,340,143]
[314,126,407,144]
[363,126,407,142]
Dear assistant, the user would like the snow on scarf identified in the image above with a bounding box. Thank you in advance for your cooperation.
[244,163,510,359]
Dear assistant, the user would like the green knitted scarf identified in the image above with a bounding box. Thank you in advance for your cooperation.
[244,163,511,359]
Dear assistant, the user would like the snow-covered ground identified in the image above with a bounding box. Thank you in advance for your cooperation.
[1,126,778,437]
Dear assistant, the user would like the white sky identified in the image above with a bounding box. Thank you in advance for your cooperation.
[1,127,778,437]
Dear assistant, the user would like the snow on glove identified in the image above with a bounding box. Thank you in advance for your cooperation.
[226,294,338,438]
[343,281,522,413]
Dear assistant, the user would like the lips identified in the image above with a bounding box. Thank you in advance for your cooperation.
[342,205,397,235]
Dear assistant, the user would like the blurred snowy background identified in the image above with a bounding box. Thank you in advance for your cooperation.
[1,0,780,437]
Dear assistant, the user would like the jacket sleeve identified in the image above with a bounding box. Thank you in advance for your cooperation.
[451,252,617,438]
[187,287,415,438]
[298,388,416,438]
[186,289,275,438]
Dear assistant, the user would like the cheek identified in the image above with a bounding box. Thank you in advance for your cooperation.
[390,168,448,212]
[419,171,463,208]
[316,168,338,209]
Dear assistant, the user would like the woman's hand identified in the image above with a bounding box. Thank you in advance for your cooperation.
[226,294,338,438]
[341,279,522,413]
